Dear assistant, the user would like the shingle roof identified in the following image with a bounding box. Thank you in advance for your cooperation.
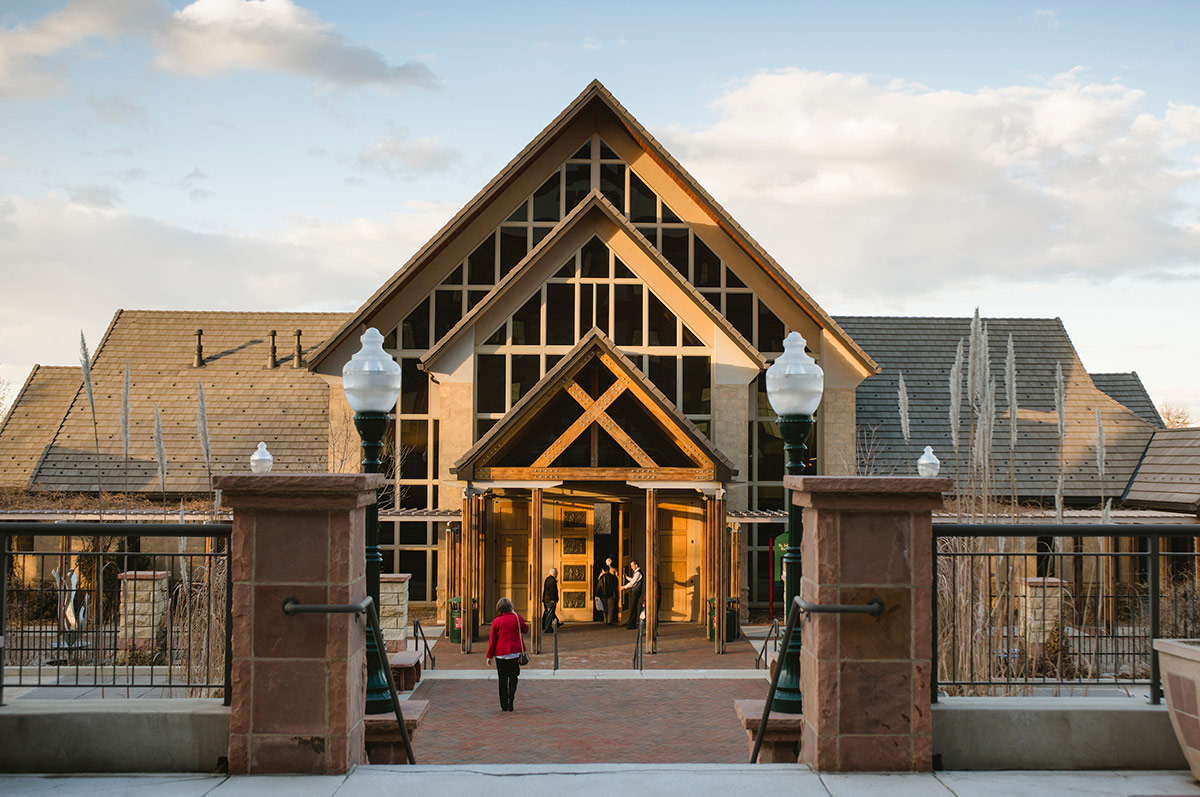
[1123,427,1200,512]
[1089,372,1164,428]
[0,365,81,489]
[29,310,350,494]
[833,316,1156,503]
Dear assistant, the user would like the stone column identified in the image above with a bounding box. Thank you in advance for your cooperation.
[215,472,384,775]
[379,574,411,653]
[117,570,169,653]
[788,475,950,772]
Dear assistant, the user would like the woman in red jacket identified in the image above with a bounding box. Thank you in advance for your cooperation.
[485,596,530,711]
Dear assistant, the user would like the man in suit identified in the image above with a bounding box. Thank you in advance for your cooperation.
[541,567,559,634]
[620,560,644,629]
[596,565,619,625]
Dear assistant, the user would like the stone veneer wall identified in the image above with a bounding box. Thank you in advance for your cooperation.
[379,573,410,652]
[117,570,170,652]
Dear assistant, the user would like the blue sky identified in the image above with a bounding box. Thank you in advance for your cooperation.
[2,0,1199,421]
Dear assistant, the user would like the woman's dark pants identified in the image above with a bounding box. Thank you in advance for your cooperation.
[496,657,520,709]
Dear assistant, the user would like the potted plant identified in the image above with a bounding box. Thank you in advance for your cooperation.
[1154,638,1200,780]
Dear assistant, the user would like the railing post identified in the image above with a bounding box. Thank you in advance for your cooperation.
[1150,535,1161,705]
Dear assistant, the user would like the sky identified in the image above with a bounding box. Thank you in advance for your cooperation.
[1,0,1199,421]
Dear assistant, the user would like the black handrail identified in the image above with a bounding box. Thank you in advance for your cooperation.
[751,594,883,764]
[282,596,415,765]
[754,618,781,671]
[411,618,435,670]
[632,616,644,671]
[552,616,559,671]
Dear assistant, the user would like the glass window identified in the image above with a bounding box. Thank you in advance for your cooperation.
[401,297,429,350]
[661,202,681,223]
[400,419,428,479]
[693,235,721,287]
[499,226,527,277]
[383,327,398,350]
[660,227,689,273]
[599,139,619,159]
[511,354,541,405]
[613,284,643,346]
[484,324,505,345]
[682,356,711,414]
[477,417,497,439]
[379,521,395,547]
[599,163,625,209]
[400,485,428,509]
[613,256,633,279]
[399,358,428,414]
[467,290,487,311]
[581,236,608,277]
[512,294,541,346]
[681,323,704,347]
[572,141,591,159]
[441,264,462,285]
[648,355,678,406]
[555,258,574,279]
[398,522,428,545]
[506,200,528,222]
[595,282,610,336]
[758,301,785,352]
[477,355,506,413]
[533,171,561,222]
[726,293,753,342]
[468,233,495,285]
[545,283,574,346]
[579,283,594,335]
[433,289,461,342]
[647,292,677,347]
[756,485,784,511]
[564,162,590,213]
[545,354,562,371]
[398,550,428,601]
[757,421,784,482]
[636,225,658,248]
[725,267,746,288]
[629,172,657,223]
[531,225,553,247]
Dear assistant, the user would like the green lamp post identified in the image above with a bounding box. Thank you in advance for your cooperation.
[765,330,823,713]
[342,327,401,715]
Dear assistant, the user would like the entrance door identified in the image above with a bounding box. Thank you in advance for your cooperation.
[494,499,530,618]
[556,503,593,622]
[658,501,700,622]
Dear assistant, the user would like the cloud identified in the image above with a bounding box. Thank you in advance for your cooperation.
[87,94,147,125]
[662,69,1200,303]
[0,0,437,97]
[1034,9,1061,28]
[357,126,460,178]
[0,192,453,383]
[152,0,439,91]
[0,0,162,97]
[67,184,122,207]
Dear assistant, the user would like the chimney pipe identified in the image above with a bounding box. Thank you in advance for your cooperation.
[194,329,204,368]
[267,330,277,369]
[293,329,303,368]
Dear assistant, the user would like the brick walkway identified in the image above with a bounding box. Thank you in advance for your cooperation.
[408,678,768,764]
[434,621,759,670]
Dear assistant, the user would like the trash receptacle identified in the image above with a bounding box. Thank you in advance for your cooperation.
[449,597,462,644]
[707,598,716,641]
[724,599,740,642]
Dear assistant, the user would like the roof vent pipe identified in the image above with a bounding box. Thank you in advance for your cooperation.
[267,330,278,369]
[194,329,204,368]
[293,330,303,368]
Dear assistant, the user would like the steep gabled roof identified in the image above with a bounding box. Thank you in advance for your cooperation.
[421,190,766,370]
[309,80,875,374]
[453,328,736,483]
[30,310,350,494]
[834,316,1155,502]
[1090,372,1164,428]
[0,365,81,489]
[1123,427,1200,513]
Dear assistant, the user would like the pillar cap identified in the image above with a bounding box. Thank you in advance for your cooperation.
[214,472,386,510]
[785,475,952,511]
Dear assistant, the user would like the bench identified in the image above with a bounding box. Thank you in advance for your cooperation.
[364,699,429,765]
[389,650,422,691]
[734,699,804,763]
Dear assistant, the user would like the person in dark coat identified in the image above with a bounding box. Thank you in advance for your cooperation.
[541,568,559,633]
[596,565,619,625]
[485,597,530,711]
[620,560,644,629]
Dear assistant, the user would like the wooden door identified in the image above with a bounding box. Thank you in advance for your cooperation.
[658,501,700,622]
[556,503,593,622]
[494,499,530,618]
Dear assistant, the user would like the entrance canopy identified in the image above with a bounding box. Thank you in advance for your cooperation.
[452,329,736,484]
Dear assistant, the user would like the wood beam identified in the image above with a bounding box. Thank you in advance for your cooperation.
[532,379,628,467]
[477,466,716,481]
[530,488,543,655]
[645,487,658,655]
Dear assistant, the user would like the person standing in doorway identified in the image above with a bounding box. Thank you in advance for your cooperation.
[485,597,529,712]
[621,560,644,629]
[597,565,619,625]
[542,567,559,634]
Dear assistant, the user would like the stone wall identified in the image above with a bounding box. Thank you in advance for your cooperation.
[379,573,410,652]
[117,570,170,652]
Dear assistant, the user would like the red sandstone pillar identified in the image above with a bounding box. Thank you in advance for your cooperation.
[215,473,385,775]
[788,475,950,772]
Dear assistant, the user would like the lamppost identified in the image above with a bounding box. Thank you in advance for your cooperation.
[765,330,824,713]
[342,327,401,715]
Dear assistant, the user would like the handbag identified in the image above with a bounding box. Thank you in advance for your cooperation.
[594,596,604,612]
[518,621,530,666]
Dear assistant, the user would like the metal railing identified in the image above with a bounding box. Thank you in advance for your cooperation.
[552,616,559,671]
[934,523,1200,704]
[751,594,883,763]
[411,618,436,670]
[282,596,415,765]
[754,618,781,670]
[2,522,231,706]
[632,616,644,671]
